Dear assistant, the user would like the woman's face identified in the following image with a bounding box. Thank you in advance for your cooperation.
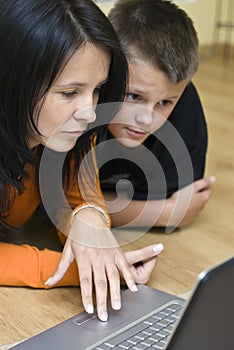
[28,44,110,151]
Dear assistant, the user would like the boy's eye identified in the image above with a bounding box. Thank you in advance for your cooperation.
[158,99,172,106]
[126,93,142,102]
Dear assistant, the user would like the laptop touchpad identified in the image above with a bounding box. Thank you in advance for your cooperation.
[73,310,130,332]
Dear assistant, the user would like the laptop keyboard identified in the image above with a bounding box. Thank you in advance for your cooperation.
[94,301,184,350]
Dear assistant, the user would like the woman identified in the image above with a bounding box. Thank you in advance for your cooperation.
[0,0,163,322]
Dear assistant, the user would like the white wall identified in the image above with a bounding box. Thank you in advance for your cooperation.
[173,0,216,45]
[98,0,234,46]
[173,0,233,46]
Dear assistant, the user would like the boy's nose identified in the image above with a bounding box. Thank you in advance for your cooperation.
[135,105,153,126]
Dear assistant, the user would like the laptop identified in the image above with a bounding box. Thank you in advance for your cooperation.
[11,255,234,350]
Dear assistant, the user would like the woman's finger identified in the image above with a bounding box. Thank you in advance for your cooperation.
[45,239,74,286]
[124,243,164,266]
[106,260,121,311]
[77,254,94,315]
[92,260,108,322]
[115,251,138,292]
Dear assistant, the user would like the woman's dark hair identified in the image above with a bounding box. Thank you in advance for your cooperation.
[0,0,128,227]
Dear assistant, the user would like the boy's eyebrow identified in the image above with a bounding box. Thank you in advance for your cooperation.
[127,86,146,94]
[161,94,180,100]
[127,87,180,100]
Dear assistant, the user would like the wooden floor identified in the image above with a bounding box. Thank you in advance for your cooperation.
[0,49,234,350]
[193,48,234,239]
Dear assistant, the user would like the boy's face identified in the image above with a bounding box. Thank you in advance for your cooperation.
[108,59,188,147]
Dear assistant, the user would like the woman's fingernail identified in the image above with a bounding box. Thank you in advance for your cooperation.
[86,304,94,314]
[100,311,108,322]
[113,300,121,310]
[210,176,216,183]
[152,243,164,255]
[132,284,138,292]
[45,277,53,286]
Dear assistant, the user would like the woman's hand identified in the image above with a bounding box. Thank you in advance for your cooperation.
[45,208,138,322]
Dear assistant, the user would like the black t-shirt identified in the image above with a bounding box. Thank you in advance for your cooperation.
[98,82,208,200]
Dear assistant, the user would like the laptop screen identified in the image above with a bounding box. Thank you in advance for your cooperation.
[167,256,234,350]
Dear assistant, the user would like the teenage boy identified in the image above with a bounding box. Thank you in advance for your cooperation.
[98,0,215,230]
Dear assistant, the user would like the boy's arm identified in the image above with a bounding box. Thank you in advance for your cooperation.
[104,176,215,228]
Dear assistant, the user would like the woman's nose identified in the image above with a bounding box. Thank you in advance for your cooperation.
[73,107,96,123]
[73,98,96,124]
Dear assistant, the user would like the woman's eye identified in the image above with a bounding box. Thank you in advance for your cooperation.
[61,91,77,98]
[94,82,107,96]
[126,93,141,102]
[93,87,102,95]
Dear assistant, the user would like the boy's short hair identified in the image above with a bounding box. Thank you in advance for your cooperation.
[109,0,199,83]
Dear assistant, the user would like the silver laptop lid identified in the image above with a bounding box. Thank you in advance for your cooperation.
[167,255,234,350]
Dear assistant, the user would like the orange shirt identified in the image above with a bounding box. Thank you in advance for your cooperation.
[0,150,107,289]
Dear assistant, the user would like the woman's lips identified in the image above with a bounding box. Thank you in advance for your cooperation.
[125,127,147,138]
[66,130,85,137]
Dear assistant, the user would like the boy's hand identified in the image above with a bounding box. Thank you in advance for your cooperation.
[124,244,164,284]
[168,176,215,226]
